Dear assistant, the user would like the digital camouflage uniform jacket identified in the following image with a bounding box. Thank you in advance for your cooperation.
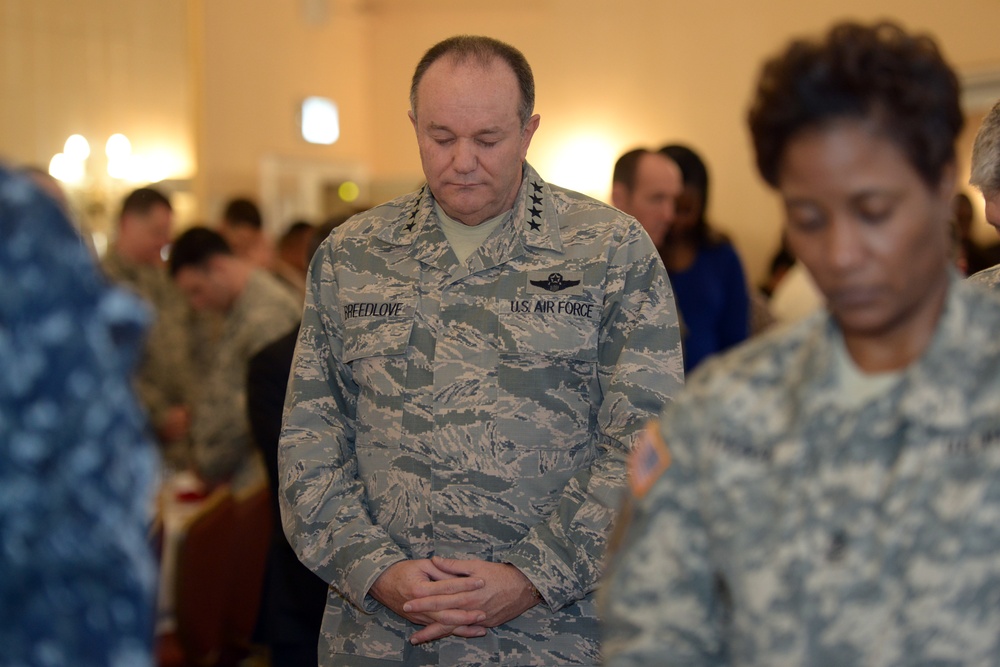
[280,163,684,666]
[192,270,300,489]
[603,275,1000,667]
[102,248,196,440]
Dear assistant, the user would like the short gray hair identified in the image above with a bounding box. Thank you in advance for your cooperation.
[409,35,535,129]
[971,99,1000,196]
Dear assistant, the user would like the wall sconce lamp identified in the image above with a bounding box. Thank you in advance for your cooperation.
[48,133,136,185]
[47,133,142,251]
[300,96,340,145]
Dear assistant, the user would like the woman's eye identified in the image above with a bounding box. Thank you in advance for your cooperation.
[790,217,824,232]
[858,206,892,224]
[785,206,824,232]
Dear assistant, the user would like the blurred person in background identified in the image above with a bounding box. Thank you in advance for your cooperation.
[273,219,314,302]
[967,98,1000,288]
[0,165,158,667]
[102,187,196,467]
[952,191,998,276]
[611,148,683,253]
[219,196,275,271]
[247,215,343,667]
[657,144,751,371]
[169,227,300,491]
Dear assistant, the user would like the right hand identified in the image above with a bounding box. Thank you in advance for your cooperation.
[369,559,489,644]
[158,405,191,443]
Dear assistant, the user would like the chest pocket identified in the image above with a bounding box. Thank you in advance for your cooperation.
[341,300,415,450]
[498,294,601,360]
[342,304,414,362]
[495,294,601,480]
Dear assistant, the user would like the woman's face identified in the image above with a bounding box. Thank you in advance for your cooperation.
[778,119,954,346]
[672,185,703,232]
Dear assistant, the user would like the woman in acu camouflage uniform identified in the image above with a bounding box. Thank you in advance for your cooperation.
[603,21,1000,667]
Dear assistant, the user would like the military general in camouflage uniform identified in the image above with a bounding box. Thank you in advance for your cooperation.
[603,22,1000,667]
[279,35,683,666]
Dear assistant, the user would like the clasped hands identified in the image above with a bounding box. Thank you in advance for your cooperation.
[369,556,541,645]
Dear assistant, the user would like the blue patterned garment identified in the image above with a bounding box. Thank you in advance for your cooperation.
[0,166,157,667]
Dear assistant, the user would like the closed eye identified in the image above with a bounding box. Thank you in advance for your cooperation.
[852,192,900,226]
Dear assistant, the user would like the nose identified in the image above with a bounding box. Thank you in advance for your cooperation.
[451,139,478,174]
[662,199,676,227]
[827,218,865,271]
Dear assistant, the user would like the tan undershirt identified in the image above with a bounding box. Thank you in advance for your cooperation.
[832,333,903,408]
[435,202,507,264]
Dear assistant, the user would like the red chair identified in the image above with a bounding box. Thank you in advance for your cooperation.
[223,481,273,659]
[157,488,237,667]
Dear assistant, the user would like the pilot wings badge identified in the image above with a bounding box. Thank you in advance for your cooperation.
[529,272,582,293]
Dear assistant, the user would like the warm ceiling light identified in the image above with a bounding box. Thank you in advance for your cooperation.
[64,134,91,162]
[49,153,85,185]
[106,133,132,161]
[300,97,339,145]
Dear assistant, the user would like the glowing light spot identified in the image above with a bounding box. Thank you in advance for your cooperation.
[338,181,360,202]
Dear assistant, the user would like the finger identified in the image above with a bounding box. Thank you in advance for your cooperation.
[431,555,477,577]
[405,591,484,615]
[409,622,457,645]
[419,560,461,582]
[412,574,485,599]
[419,606,487,626]
[451,624,488,639]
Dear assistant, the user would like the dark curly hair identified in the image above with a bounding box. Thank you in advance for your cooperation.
[748,21,963,189]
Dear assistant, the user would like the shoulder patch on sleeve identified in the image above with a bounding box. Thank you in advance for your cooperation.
[628,420,671,498]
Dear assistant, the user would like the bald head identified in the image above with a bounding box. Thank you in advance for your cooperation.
[612,150,682,247]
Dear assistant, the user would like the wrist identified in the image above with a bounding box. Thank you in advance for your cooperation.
[523,577,543,608]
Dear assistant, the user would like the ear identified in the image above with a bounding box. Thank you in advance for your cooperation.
[611,182,629,210]
[517,113,540,159]
[408,109,417,132]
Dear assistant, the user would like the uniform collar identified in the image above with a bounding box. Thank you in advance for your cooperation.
[374,162,564,262]
[799,269,973,428]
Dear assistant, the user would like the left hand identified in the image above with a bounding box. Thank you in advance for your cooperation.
[403,556,541,644]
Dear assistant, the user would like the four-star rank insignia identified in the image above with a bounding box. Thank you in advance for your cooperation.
[526,181,544,230]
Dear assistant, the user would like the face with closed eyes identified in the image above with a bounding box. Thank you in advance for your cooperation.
[409,55,539,226]
[613,153,682,247]
[778,119,954,359]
